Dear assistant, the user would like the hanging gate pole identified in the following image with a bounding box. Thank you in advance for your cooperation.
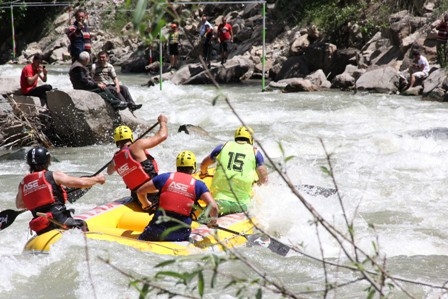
[10,3,16,61]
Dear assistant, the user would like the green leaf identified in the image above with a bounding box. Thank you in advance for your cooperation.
[320,166,331,176]
[155,271,185,281]
[133,0,147,26]
[210,269,217,288]
[366,288,376,299]
[155,259,177,268]
[197,271,204,297]
[284,155,294,163]
[139,282,150,299]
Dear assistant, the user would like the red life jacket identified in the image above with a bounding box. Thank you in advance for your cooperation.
[29,212,53,234]
[159,172,196,216]
[21,171,55,210]
[113,148,156,191]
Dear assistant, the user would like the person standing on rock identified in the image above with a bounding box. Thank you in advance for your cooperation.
[217,17,233,65]
[198,14,212,38]
[69,51,128,111]
[92,51,142,112]
[20,53,53,107]
[65,8,92,63]
[202,24,214,68]
[167,23,181,71]
[436,14,448,67]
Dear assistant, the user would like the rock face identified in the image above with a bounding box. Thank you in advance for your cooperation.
[47,90,115,146]
[1,87,146,148]
[355,66,400,94]
[3,1,448,149]
[46,89,145,146]
[5,2,448,100]
[170,56,254,85]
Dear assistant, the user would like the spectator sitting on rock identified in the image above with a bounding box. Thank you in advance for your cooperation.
[69,51,128,111]
[92,51,142,112]
[20,53,53,107]
[403,50,430,91]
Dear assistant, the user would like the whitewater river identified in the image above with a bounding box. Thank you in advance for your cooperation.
[1,64,448,299]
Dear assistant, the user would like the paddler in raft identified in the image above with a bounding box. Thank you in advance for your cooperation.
[107,114,168,213]
[16,146,105,235]
[136,151,219,241]
[199,126,269,216]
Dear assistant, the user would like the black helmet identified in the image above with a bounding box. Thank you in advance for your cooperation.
[26,147,50,166]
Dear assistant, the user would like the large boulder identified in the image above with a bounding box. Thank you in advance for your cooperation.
[281,78,318,92]
[46,89,145,146]
[0,77,20,95]
[355,66,400,93]
[274,55,309,81]
[422,68,448,101]
[171,56,254,85]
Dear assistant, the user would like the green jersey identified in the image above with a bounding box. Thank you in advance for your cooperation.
[211,141,257,204]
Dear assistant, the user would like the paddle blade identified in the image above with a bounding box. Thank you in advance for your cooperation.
[0,209,27,231]
[66,187,92,203]
[300,185,337,197]
[247,233,291,256]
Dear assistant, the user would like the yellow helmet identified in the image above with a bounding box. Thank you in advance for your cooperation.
[113,125,134,144]
[176,150,196,170]
[234,126,254,145]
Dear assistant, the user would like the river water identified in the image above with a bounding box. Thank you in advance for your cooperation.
[1,64,448,298]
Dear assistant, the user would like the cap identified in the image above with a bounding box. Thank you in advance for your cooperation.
[171,23,177,28]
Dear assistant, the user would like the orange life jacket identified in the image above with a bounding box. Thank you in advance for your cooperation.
[159,172,196,216]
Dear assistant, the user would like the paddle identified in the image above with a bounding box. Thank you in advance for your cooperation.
[299,184,337,197]
[199,172,336,198]
[66,122,160,203]
[0,209,27,231]
[215,225,291,256]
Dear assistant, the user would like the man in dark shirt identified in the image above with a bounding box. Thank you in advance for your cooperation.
[69,51,128,110]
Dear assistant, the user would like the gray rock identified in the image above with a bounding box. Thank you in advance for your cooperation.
[46,89,145,146]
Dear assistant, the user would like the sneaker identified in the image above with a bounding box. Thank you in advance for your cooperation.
[129,104,142,112]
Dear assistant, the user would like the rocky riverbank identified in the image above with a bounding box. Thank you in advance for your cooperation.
[1,1,448,148]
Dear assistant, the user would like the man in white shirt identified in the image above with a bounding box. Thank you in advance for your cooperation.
[406,50,430,90]
[198,15,212,38]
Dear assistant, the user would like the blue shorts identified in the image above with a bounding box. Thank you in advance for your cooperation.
[138,210,192,241]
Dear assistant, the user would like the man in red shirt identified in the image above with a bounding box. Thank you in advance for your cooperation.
[217,17,233,64]
[20,54,53,107]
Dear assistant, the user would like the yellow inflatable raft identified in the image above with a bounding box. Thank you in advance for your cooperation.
[23,197,254,255]
[23,171,260,256]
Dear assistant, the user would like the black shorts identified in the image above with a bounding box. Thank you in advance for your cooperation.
[169,44,179,55]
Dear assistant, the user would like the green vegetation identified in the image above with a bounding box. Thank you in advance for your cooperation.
[99,1,135,35]
[0,0,66,62]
